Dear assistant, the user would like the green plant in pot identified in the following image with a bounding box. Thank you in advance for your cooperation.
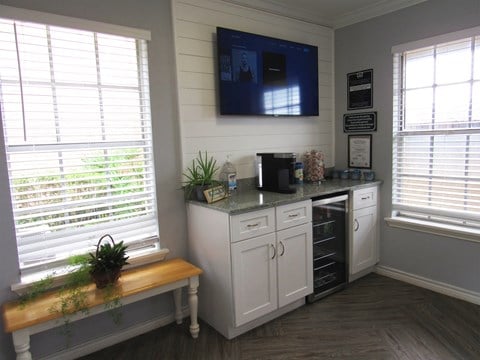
[183,150,222,201]
[18,234,129,344]
[89,234,129,289]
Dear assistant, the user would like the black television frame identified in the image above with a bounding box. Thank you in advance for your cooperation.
[216,27,319,117]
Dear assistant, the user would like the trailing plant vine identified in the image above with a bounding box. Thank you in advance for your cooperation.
[17,238,127,346]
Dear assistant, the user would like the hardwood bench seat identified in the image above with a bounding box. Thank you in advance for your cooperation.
[3,258,203,360]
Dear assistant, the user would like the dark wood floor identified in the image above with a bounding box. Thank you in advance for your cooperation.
[79,273,480,360]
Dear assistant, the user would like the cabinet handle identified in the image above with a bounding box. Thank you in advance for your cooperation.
[288,213,299,218]
[270,244,276,259]
[246,222,260,228]
[361,196,370,200]
[279,241,285,256]
[354,219,359,231]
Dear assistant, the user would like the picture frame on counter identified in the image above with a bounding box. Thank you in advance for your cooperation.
[348,134,372,169]
[204,185,227,203]
[347,69,373,110]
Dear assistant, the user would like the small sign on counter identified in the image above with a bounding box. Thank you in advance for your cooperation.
[204,185,227,203]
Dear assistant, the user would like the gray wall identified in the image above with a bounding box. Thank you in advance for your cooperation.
[335,0,480,293]
[0,0,186,358]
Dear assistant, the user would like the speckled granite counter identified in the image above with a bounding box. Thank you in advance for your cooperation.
[188,179,382,214]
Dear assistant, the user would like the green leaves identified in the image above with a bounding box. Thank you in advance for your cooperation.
[88,240,129,274]
[183,151,219,187]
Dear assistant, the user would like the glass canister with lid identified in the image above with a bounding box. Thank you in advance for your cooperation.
[303,150,325,182]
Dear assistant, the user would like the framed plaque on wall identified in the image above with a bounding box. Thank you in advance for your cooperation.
[348,134,372,169]
[347,69,373,110]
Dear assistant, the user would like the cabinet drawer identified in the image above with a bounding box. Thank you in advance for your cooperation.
[276,200,312,231]
[352,186,377,210]
[230,207,275,242]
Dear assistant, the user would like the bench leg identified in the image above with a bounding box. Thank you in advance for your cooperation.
[12,329,32,360]
[188,276,200,339]
[173,288,183,324]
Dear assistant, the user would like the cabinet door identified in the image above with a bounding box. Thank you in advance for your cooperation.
[277,223,313,308]
[351,205,377,275]
[231,233,277,326]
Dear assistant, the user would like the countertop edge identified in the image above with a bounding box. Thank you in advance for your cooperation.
[186,179,382,215]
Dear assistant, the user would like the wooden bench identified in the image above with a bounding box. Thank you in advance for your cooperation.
[2,258,203,360]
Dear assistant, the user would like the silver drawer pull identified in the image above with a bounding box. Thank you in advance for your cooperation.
[288,213,299,218]
[246,222,260,228]
[361,196,370,200]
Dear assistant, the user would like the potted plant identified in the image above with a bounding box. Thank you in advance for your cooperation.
[18,234,129,343]
[89,234,129,289]
[183,150,222,201]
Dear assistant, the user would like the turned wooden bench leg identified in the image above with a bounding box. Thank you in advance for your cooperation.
[173,288,183,324]
[188,276,200,338]
[12,329,32,360]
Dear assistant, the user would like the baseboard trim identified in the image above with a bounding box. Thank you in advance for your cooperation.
[40,306,190,360]
[375,265,480,306]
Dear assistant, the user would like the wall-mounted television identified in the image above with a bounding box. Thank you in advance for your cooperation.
[216,27,319,116]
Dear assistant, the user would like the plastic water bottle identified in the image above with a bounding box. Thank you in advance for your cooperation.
[220,155,237,193]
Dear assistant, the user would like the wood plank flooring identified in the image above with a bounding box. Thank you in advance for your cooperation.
[79,274,480,360]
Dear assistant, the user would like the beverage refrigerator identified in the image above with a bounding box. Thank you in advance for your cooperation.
[307,192,349,302]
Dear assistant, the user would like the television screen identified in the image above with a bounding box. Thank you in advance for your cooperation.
[217,27,319,116]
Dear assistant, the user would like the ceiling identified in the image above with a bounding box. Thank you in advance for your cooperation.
[222,0,427,28]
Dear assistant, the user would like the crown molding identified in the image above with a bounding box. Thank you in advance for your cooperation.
[221,0,333,27]
[333,0,428,29]
[221,0,427,29]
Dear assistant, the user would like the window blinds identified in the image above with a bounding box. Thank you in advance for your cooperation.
[392,35,480,229]
[0,18,159,274]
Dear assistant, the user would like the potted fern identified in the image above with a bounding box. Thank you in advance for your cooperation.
[17,234,129,342]
[183,151,222,201]
[89,234,129,289]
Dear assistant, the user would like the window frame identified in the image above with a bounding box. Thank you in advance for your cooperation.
[0,6,167,286]
[387,26,480,243]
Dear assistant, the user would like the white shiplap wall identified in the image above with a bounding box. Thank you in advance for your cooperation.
[172,0,334,179]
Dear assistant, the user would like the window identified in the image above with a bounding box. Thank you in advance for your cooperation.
[391,28,480,236]
[0,14,159,277]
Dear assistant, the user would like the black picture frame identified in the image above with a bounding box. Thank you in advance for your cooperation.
[348,134,372,169]
[347,69,373,110]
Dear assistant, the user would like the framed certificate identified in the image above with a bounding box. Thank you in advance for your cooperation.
[348,134,372,169]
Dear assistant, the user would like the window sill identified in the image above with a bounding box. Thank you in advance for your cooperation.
[385,217,480,244]
[11,248,170,296]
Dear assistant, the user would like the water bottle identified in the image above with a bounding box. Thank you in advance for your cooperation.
[220,155,237,193]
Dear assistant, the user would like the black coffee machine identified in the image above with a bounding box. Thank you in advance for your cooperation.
[256,153,296,194]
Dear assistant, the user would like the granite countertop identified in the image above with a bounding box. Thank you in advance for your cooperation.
[188,179,382,214]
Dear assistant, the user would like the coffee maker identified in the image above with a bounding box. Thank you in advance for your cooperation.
[256,153,296,194]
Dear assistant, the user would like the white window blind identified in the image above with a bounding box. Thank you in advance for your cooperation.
[0,17,159,275]
[392,34,480,230]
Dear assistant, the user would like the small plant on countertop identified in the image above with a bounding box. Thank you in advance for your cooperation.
[182,150,222,200]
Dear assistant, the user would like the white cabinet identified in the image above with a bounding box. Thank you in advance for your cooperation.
[231,201,312,327]
[231,233,277,326]
[187,199,312,339]
[349,186,379,280]
[276,223,313,307]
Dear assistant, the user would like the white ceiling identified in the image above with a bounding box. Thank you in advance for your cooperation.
[222,0,427,28]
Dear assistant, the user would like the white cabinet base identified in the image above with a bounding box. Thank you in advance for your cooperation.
[224,298,305,340]
[349,185,379,281]
[187,200,312,340]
